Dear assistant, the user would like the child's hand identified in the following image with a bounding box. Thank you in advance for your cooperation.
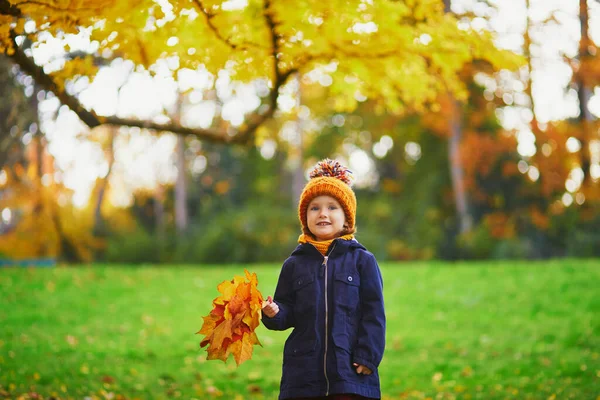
[261,296,279,318]
[352,363,372,375]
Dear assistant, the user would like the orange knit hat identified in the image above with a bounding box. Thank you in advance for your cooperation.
[298,159,357,237]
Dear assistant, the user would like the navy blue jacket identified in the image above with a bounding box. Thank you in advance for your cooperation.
[262,239,386,399]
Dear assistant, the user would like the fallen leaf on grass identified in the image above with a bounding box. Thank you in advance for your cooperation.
[66,335,78,347]
[248,384,262,394]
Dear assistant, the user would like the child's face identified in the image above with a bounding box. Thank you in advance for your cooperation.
[306,195,346,241]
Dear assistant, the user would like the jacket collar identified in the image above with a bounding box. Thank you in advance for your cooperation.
[290,238,366,257]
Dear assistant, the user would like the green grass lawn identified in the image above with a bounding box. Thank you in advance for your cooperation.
[1,260,599,400]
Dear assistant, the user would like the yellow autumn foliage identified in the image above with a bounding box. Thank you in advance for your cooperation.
[2,0,522,118]
[0,138,102,261]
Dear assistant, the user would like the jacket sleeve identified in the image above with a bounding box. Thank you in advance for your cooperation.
[353,252,386,372]
[261,259,295,331]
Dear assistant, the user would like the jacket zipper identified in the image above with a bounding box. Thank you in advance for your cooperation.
[322,241,337,397]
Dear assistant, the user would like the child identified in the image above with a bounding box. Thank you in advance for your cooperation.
[262,159,386,400]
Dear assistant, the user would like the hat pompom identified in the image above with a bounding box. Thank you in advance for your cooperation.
[309,159,354,186]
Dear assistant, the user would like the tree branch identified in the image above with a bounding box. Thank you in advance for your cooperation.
[330,43,400,59]
[0,0,21,16]
[5,31,296,145]
[4,0,304,146]
[263,0,286,107]
[192,0,264,52]
[6,0,99,14]
[8,33,101,127]
[193,0,240,50]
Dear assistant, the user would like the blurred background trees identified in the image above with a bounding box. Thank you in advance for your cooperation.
[0,0,599,264]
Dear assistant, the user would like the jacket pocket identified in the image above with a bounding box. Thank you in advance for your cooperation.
[292,274,315,291]
[332,311,358,352]
[334,271,360,313]
[292,273,316,315]
[283,328,316,357]
[281,327,320,389]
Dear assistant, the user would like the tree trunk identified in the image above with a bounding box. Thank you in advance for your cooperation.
[154,184,166,259]
[0,56,21,171]
[93,126,116,237]
[292,73,305,204]
[36,134,81,262]
[577,0,593,186]
[448,97,472,234]
[174,93,188,235]
[29,89,48,257]
[50,200,82,263]
[444,0,472,235]
[524,0,540,135]
[443,0,451,12]
[175,135,188,234]
[32,135,45,257]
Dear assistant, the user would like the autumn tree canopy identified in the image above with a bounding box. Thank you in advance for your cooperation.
[0,0,520,144]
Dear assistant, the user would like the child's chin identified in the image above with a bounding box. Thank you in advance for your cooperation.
[315,232,336,240]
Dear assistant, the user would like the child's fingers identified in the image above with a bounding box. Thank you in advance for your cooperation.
[352,363,372,375]
[262,296,274,309]
[267,303,279,315]
[261,302,279,318]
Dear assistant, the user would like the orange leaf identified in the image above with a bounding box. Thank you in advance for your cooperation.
[197,269,264,366]
[197,314,219,335]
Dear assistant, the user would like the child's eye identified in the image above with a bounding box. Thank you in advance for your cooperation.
[329,206,337,210]
[310,206,319,211]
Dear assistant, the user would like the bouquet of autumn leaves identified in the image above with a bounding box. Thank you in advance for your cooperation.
[197,269,269,366]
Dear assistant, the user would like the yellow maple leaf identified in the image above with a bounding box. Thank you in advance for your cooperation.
[197,269,264,366]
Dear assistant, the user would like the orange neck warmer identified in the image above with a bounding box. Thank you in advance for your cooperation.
[298,233,355,256]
